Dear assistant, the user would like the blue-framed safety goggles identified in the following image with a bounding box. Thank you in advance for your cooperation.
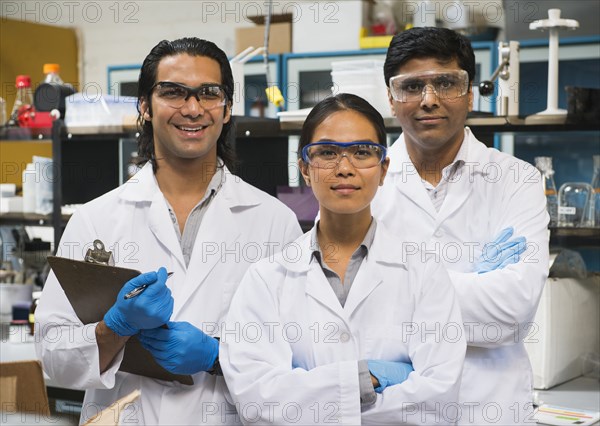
[301,141,387,169]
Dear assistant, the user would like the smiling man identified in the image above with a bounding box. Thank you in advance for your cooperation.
[35,38,301,425]
[371,28,550,425]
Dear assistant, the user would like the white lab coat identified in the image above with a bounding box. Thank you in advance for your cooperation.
[220,222,466,425]
[35,162,302,425]
[371,128,550,425]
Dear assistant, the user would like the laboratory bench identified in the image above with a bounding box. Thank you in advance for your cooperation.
[1,337,598,424]
[536,376,600,425]
[537,376,600,412]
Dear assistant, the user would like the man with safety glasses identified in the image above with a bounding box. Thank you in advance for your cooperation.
[35,38,301,424]
[371,27,550,425]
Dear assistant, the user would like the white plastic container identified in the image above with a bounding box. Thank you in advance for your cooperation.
[22,163,37,213]
[330,60,392,118]
[33,156,53,215]
[65,93,137,132]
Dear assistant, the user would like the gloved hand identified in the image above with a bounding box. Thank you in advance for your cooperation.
[103,267,174,336]
[367,360,414,393]
[475,227,527,274]
[138,321,219,375]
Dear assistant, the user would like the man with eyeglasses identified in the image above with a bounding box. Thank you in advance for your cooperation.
[371,27,549,425]
[35,38,301,424]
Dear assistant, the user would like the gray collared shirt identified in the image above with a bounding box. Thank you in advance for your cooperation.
[309,218,378,407]
[309,218,377,307]
[164,166,224,267]
[421,138,469,211]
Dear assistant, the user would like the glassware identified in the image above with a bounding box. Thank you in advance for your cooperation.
[0,96,6,127]
[42,63,64,84]
[591,155,600,228]
[535,157,559,227]
[558,182,594,227]
[7,75,34,127]
[34,63,75,116]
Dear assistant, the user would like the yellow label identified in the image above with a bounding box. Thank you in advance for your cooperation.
[28,314,34,323]
[544,189,557,195]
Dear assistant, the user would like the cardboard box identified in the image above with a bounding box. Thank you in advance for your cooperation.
[235,22,292,54]
[0,360,50,415]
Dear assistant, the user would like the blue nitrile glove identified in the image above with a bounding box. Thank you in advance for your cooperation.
[475,227,527,274]
[138,321,219,375]
[103,267,174,337]
[367,360,414,393]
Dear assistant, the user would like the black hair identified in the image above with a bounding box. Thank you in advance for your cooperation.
[298,93,387,159]
[384,27,476,87]
[136,37,236,171]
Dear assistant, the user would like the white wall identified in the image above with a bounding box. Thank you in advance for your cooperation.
[1,0,507,96]
[1,0,367,95]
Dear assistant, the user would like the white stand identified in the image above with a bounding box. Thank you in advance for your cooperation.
[497,41,520,117]
[229,47,266,117]
[525,9,578,124]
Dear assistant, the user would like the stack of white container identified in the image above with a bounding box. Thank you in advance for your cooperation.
[65,94,138,133]
[330,60,393,118]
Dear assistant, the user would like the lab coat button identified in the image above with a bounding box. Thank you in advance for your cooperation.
[340,332,350,343]
[434,229,443,238]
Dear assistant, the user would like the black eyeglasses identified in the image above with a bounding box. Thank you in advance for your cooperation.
[151,81,227,110]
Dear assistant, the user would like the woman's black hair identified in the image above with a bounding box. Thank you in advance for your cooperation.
[298,93,387,160]
[384,27,476,87]
[136,37,236,171]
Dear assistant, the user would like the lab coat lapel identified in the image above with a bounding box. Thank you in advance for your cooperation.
[148,192,186,270]
[344,224,396,317]
[290,232,351,324]
[121,164,185,270]
[293,232,347,323]
[436,131,475,224]
[305,264,349,323]
[343,261,383,318]
[174,186,242,315]
[389,137,437,220]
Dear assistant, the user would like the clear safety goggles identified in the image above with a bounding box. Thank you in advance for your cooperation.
[151,81,227,110]
[301,141,387,169]
[389,70,469,103]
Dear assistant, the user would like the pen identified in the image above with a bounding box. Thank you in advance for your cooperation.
[124,272,174,300]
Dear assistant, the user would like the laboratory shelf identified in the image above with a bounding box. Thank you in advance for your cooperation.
[0,212,69,227]
[281,116,600,134]
[550,227,600,249]
[62,116,283,139]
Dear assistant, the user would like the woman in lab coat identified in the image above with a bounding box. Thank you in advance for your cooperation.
[220,94,467,425]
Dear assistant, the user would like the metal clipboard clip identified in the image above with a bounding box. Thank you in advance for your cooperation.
[84,239,114,266]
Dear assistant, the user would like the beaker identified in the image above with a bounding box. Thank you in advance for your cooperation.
[557,182,594,227]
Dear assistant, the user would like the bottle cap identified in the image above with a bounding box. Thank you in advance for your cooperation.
[16,75,31,88]
[43,63,60,74]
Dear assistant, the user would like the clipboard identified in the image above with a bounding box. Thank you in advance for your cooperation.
[46,241,193,385]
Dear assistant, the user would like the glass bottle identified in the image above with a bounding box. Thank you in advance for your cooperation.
[35,63,74,117]
[558,182,594,227]
[0,96,6,127]
[42,63,64,84]
[591,155,600,228]
[534,156,558,227]
[28,291,42,336]
[7,75,34,127]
